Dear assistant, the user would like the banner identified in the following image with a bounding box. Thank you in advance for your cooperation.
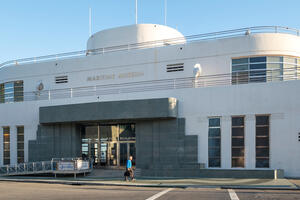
[57,161,75,171]
[77,160,90,170]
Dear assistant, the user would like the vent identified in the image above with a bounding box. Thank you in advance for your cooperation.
[55,75,68,84]
[298,132,300,142]
[166,63,184,72]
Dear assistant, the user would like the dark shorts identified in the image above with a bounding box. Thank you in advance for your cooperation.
[124,168,134,178]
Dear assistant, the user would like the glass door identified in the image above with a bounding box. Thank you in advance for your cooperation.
[120,143,128,166]
[81,124,136,167]
[81,126,99,164]
[129,143,136,166]
[120,142,136,166]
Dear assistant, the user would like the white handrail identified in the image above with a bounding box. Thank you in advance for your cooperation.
[0,66,297,103]
[0,26,299,69]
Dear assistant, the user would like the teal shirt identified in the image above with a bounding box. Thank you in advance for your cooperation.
[126,159,132,169]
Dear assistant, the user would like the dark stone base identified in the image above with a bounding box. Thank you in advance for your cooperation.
[28,123,81,162]
[136,118,199,172]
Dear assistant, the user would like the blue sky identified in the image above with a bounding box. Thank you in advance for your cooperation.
[0,0,299,63]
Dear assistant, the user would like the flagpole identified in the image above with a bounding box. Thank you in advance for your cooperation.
[164,0,167,25]
[89,8,92,37]
[135,0,138,24]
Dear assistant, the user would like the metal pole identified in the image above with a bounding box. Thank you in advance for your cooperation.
[89,8,92,37]
[135,0,138,24]
[164,0,167,25]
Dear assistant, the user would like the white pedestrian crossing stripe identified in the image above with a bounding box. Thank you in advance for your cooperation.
[228,189,240,200]
[145,188,173,200]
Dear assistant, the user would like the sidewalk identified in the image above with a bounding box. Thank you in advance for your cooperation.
[0,175,298,190]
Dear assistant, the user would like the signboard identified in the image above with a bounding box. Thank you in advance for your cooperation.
[77,160,90,170]
[57,161,75,171]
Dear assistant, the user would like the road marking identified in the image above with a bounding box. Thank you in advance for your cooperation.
[145,188,173,200]
[228,189,240,200]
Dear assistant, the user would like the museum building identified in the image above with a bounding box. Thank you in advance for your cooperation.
[0,24,300,177]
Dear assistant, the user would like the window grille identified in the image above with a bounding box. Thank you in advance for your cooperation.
[166,63,184,72]
[55,76,68,84]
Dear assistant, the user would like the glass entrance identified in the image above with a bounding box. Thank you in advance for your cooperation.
[81,126,99,163]
[120,143,136,166]
[81,124,136,167]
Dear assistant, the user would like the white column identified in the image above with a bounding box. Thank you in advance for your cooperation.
[197,116,208,167]
[221,116,231,169]
[245,114,256,169]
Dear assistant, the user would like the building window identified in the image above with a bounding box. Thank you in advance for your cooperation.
[208,118,221,167]
[3,127,10,165]
[17,126,24,163]
[232,56,299,84]
[0,84,4,103]
[231,116,245,168]
[0,81,23,103]
[256,115,270,168]
[4,82,14,103]
[14,81,24,102]
[249,57,266,83]
[232,58,249,84]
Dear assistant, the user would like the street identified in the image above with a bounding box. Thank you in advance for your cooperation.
[0,182,300,200]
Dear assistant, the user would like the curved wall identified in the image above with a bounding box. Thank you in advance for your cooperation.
[86,24,186,50]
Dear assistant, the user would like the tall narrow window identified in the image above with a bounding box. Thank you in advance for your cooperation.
[4,82,14,103]
[232,116,245,168]
[297,59,300,80]
[14,81,24,102]
[267,56,283,82]
[249,57,267,82]
[256,115,270,168]
[17,126,24,163]
[3,127,10,165]
[0,83,4,103]
[232,58,249,84]
[208,118,221,167]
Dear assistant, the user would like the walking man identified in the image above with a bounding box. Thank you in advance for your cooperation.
[125,156,135,181]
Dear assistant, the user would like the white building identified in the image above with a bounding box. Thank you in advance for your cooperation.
[0,24,300,178]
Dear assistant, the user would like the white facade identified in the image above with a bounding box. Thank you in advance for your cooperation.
[0,24,300,177]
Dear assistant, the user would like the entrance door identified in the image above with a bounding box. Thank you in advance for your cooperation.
[120,142,136,166]
[81,124,136,167]
[120,143,128,166]
[81,126,99,164]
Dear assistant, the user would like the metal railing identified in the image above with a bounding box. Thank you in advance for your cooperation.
[0,66,297,103]
[0,158,92,176]
[0,26,299,69]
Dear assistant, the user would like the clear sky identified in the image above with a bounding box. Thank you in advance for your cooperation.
[0,0,300,64]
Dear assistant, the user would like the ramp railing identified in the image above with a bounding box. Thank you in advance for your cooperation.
[0,158,92,176]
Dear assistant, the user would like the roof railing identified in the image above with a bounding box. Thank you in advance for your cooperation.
[0,26,299,69]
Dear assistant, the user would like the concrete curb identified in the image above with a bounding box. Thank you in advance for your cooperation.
[220,185,300,190]
[0,178,187,188]
[0,178,299,190]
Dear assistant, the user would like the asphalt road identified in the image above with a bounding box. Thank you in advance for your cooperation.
[0,182,300,200]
